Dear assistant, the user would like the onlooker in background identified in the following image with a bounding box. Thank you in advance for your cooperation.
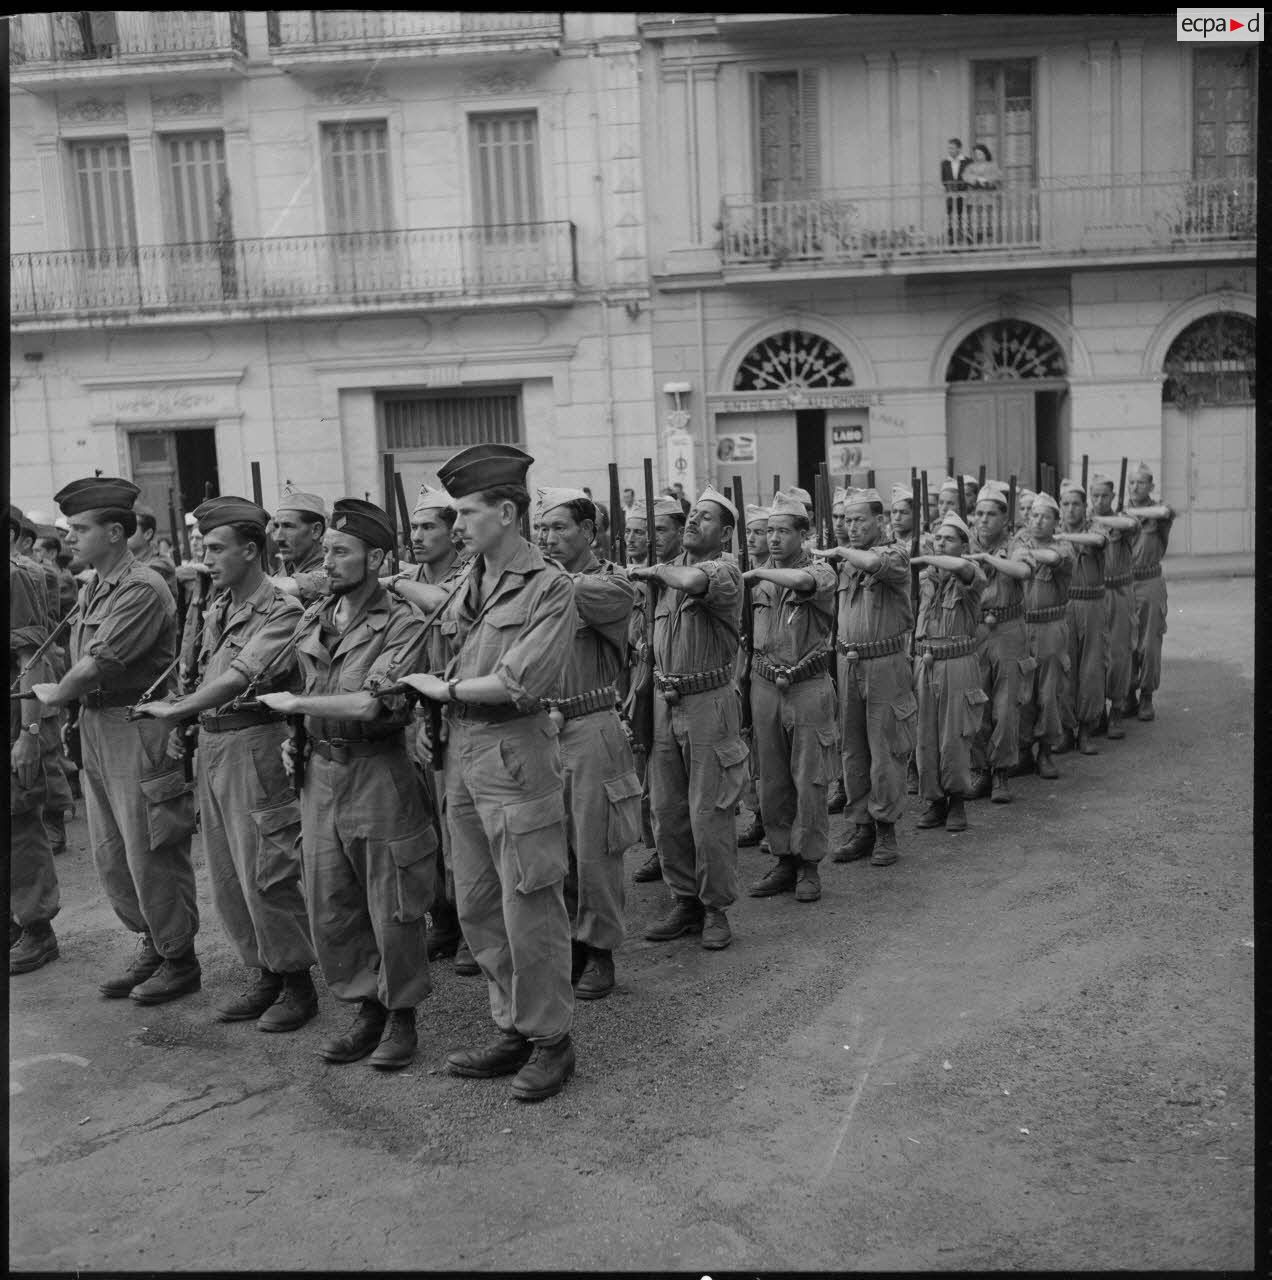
[941,137,970,246]
[963,144,1002,244]
[128,505,180,604]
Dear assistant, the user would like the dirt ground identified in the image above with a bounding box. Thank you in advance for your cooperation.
[9,577,1254,1271]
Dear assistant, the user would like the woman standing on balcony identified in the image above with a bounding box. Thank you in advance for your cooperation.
[963,145,1002,246]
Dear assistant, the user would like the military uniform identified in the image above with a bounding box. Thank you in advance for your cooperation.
[1128,495,1173,714]
[1102,510,1136,727]
[748,536,839,884]
[1062,513,1108,743]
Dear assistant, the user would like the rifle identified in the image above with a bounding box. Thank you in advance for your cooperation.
[772,474,781,499]
[909,466,921,614]
[978,464,987,490]
[732,474,752,734]
[920,470,931,540]
[9,608,78,695]
[1081,454,1089,496]
[393,471,416,567]
[608,463,626,567]
[250,462,279,572]
[168,486,189,563]
[628,457,658,759]
[1007,474,1018,533]
[1116,457,1128,512]
[382,453,400,576]
[952,455,967,520]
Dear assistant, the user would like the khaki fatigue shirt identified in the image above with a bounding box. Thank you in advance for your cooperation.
[652,552,741,676]
[437,541,575,712]
[563,554,635,696]
[835,540,914,645]
[197,578,304,691]
[1126,501,1174,571]
[1065,519,1106,590]
[286,544,329,605]
[10,558,48,743]
[71,551,177,694]
[751,551,837,667]
[1011,532,1076,612]
[917,564,987,640]
[970,531,1027,614]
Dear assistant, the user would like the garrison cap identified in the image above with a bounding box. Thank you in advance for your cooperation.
[936,511,972,541]
[54,476,140,516]
[1031,491,1061,516]
[1059,477,1086,497]
[744,504,770,527]
[19,514,37,540]
[536,486,591,518]
[330,498,395,552]
[962,474,979,489]
[193,495,270,535]
[768,489,809,521]
[276,485,327,520]
[938,476,961,494]
[890,484,914,505]
[843,486,883,510]
[789,486,814,509]
[976,484,1008,509]
[8,503,26,535]
[695,485,738,526]
[831,486,854,508]
[412,482,454,516]
[1131,461,1154,482]
[438,444,533,499]
[1089,472,1115,492]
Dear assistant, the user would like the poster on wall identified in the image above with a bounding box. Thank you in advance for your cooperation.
[664,428,696,501]
[715,432,757,463]
[830,422,870,475]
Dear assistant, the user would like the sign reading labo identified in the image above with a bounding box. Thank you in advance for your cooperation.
[1177,7,1263,38]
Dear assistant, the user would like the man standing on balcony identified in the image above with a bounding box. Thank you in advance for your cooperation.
[1124,464,1175,723]
[941,138,970,246]
[272,486,330,605]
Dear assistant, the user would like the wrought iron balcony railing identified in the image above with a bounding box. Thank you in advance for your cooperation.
[718,173,1257,270]
[9,12,246,67]
[266,10,562,51]
[11,222,578,323]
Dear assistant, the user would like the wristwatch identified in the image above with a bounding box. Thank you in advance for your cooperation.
[24,722,41,736]
[447,678,461,703]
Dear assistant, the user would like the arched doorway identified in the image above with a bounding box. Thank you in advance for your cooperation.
[1161,312,1255,554]
[944,319,1069,487]
[714,329,863,499]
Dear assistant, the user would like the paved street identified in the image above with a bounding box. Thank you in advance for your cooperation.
[9,576,1254,1272]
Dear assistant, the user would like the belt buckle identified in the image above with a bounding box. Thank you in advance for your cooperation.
[662,677,681,705]
[774,665,792,690]
[326,737,350,763]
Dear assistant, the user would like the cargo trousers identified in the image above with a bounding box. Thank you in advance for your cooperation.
[11,760,59,925]
[197,723,315,975]
[838,650,916,827]
[971,620,1028,774]
[1065,595,1107,729]
[1019,618,1070,748]
[914,652,987,801]
[1104,582,1136,709]
[1133,574,1168,694]
[80,707,198,958]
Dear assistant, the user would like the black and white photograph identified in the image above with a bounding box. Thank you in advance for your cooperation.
[8,9,1256,1271]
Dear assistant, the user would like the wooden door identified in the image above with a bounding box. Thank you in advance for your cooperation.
[946,385,1036,483]
[713,412,796,504]
[128,431,182,544]
[1162,403,1254,554]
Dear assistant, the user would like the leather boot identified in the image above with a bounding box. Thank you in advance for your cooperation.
[570,938,589,986]
[737,814,765,847]
[425,901,462,961]
[1036,744,1059,780]
[130,949,202,1005]
[644,896,704,941]
[369,1008,417,1070]
[700,909,732,950]
[10,921,58,975]
[1094,707,1109,736]
[869,821,899,867]
[1054,728,1074,755]
[319,999,387,1064]
[446,1030,533,1078]
[1106,707,1126,740]
[1010,748,1035,778]
[453,937,480,977]
[748,856,798,897]
[991,769,1012,804]
[257,970,319,1033]
[916,798,947,829]
[827,776,847,813]
[632,849,663,883]
[944,795,967,833]
[215,969,284,1022]
[1137,692,1155,722]
[511,1035,575,1102]
[99,934,163,998]
[833,823,875,863]
[966,770,992,800]
[905,756,920,795]
[1077,724,1099,755]
[574,948,615,1001]
[795,861,821,903]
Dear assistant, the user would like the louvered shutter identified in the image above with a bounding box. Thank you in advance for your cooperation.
[70,138,138,250]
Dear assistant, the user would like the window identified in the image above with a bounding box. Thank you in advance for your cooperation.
[971,60,1035,186]
[70,137,137,250]
[1193,49,1257,181]
[753,70,820,201]
[164,132,229,244]
[469,112,540,227]
[1162,313,1255,407]
[382,389,523,451]
[322,120,392,234]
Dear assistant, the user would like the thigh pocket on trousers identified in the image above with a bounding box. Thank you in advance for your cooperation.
[886,696,919,759]
[712,739,751,812]
[603,770,644,856]
[503,792,567,896]
[816,728,840,785]
[139,766,197,849]
[389,830,438,924]
[10,763,47,816]
[1015,655,1038,703]
[961,687,990,737]
[250,801,303,892]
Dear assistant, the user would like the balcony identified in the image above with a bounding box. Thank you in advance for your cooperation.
[9,12,247,88]
[266,11,562,68]
[711,174,1256,284]
[11,222,579,331]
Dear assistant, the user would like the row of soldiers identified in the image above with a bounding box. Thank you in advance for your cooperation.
[8,449,1173,1105]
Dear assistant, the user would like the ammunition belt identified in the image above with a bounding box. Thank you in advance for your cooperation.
[1132,564,1163,581]
[198,707,283,734]
[310,732,405,763]
[835,632,909,661]
[914,635,979,661]
[543,687,618,721]
[654,663,734,699]
[1103,573,1133,589]
[979,601,1023,624]
[752,652,830,687]
[1024,605,1067,624]
[1067,585,1106,601]
[447,701,537,725]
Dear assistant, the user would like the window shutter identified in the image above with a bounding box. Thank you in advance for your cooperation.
[323,121,391,233]
[382,390,524,451]
[800,68,821,193]
[165,133,228,243]
[470,113,540,227]
[70,139,137,250]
